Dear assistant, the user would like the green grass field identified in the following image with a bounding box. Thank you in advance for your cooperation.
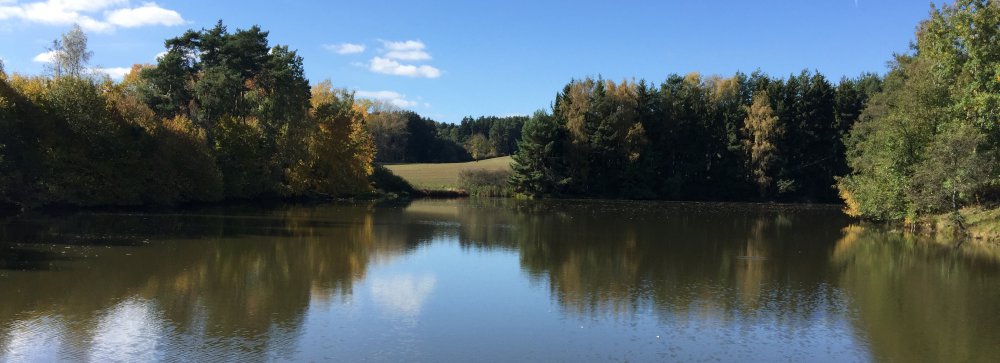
[384,156,513,190]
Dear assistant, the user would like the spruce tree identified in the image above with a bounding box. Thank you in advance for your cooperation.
[510,111,568,197]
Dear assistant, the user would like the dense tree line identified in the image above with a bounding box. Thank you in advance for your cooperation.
[0,22,375,209]
[365,109,469,163]
[510,0,1000,222]
[437,116,527,159]
[365,112,525,163]
[4,0,996,219]
[838,0,1000,222]
[511,72,881,202]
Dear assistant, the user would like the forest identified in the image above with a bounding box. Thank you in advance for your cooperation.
[0,22,375,208]
[509,71,882,203]
[512,0,1000,224]
[1,0,998,226]
[366,112,525,163]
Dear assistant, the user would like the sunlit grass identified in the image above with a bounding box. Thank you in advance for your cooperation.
[384,156,513,190]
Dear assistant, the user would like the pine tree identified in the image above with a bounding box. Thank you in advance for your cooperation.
[510,111,568,197]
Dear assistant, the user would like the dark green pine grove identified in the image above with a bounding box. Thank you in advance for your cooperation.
[365,111,526,163]
[510,71,882,203]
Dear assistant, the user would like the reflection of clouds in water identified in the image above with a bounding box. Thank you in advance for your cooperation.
[2,316,66,362]
[89,298,163,362]
[370,274,437,316]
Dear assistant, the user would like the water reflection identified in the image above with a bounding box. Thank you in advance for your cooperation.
[833,226,1000,362]
[370,274,437,317]
[0,199,998,362]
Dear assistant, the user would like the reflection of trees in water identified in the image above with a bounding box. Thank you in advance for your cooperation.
[0,203,403,361]
[832,227,1000,363]
[2,200,999,361]
[389,200,859,325]
[507,202,852,324]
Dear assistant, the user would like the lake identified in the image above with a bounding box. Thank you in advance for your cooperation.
[1,199,998,362]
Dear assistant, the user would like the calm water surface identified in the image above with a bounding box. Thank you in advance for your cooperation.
[1,199,998,362]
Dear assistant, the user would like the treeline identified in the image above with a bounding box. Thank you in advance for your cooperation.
[366,112,525,163]
[837,0,1000,222]
[0,22,375,209]
[366,109,469,163]
[511,71,881,202]
[510,0,1000,222]
[438,116,526,159]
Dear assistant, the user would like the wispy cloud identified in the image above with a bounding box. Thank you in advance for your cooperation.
[369,56,440,78]
[324,42,365,55]
[381,40,430,61]
[93,66,130,79]
[0,1,184,32]
[355,89,421,108]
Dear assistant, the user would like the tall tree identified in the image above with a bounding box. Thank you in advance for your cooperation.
[44,24,92,78]
[510,110,568,197]
[839,0,1000,221]
[743,91,781,198]
[465,133,491,160]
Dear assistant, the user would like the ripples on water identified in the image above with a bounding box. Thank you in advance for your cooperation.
[1,199,998,362]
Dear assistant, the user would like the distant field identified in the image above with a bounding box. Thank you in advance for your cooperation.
[385,156,513,190]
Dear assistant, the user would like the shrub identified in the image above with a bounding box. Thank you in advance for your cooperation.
[370,165,415,194]
[458,169,513,197]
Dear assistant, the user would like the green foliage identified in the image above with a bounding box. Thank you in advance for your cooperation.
[213,116,272,199]
[839,1,1000,221]
[438,115,526,157]
[366,110,409,162]
[465,133,491,160]
[513,73,874,202]
[365,113,525,164]
[459,169,513,197]
[398,112,470,163]
[0,23,381,209]
[151,116,224,203]
[911,123,995,214]
[510,110,569,198]
[370,165,415,194]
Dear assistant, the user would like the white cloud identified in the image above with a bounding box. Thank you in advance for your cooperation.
[364,39,441,79]
[105,3,183,28]
[355,89,419,108]
[324,42,365,55]
[381,40,430,61]
[33,50,57,63]
[0,1,184,32]
[369,56,440,78]
[93,66,129,79]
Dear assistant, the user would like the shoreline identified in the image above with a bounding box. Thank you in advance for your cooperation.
[908,207,1000,246]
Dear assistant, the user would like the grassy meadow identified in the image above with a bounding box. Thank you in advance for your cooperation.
[385,156,513,190]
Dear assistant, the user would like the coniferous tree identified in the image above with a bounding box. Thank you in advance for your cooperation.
[510,111,568,197]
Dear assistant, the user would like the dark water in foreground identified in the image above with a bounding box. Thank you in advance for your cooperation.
[1,199,998,362]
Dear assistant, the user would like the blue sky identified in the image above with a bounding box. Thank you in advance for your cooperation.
[0,0,938,123]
